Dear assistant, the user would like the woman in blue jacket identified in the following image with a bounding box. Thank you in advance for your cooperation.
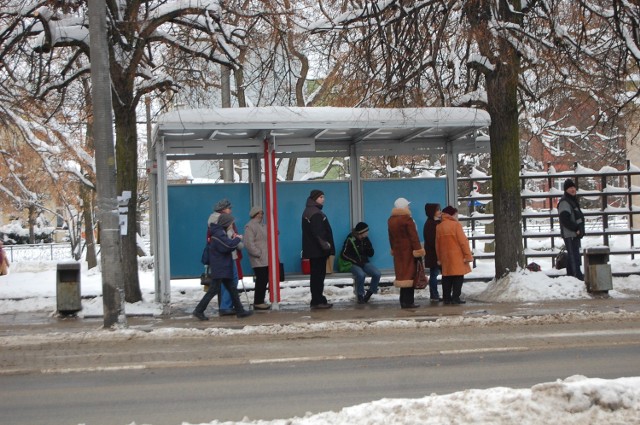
[193,214,253,320]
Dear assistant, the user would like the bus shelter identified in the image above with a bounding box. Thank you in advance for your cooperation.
[151,107,490,311]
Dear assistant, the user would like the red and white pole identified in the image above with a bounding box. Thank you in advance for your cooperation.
[264,137,281,307]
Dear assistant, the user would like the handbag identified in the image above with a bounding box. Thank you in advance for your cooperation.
[337,255,352,272]
[413,258,428,289]
[200,266,213,285]
[555,247,567,270]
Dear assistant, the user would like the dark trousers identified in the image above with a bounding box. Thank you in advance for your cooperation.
[253,266,269,304]
[195,278,246,314]
[399,287,415,306]
[441,275,464,302]
[428,265,440,299]
[309,256,328,306]
[563,237,584,279]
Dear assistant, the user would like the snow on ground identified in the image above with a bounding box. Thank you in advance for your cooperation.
[190,375,640,425]
[2,259,640,425]
[2,255,640,317]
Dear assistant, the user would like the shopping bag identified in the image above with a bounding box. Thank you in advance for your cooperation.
[326,255,335,274]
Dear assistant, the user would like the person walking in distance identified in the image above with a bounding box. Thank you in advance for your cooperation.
[388,197,425,309]
[301,189,334,309]
[436,206,473,305]
[423,203,443,302]
[193,213,253,320]
[244,206,271,310]
[558,179,585,280]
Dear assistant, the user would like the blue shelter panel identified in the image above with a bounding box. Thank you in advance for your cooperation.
[168,184,251,278]
[362,178,447,270]
[276,181,351,273]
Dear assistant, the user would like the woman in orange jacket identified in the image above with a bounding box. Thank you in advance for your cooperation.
[435,206,473,304]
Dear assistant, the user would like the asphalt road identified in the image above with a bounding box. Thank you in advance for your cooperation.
[2,317,640,425]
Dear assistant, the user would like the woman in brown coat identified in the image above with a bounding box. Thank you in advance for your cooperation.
[388,198,426,309]
[435,206,473,304]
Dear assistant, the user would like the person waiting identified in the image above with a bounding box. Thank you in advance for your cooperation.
[339,222,381,304]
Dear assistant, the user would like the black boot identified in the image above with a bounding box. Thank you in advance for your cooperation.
[363,290,373,303]
[193,310,209,321]
[236,309,253,318]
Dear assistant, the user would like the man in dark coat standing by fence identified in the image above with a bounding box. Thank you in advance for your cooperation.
[558,178,586,280]
[302,189,335,309]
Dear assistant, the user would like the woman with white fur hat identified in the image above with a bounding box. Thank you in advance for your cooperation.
[244,206,271,310]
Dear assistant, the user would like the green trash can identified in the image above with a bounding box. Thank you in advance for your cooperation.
[583,247,612,293]
[56,262,82,314]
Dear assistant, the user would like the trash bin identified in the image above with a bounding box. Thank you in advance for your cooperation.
[583,247,612,293]
[56,262,82,314]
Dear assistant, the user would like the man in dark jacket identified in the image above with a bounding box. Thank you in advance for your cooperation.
[558,179,586,280]
[423,203,443,302]
[302,189,334,309]
[340,222,381,304]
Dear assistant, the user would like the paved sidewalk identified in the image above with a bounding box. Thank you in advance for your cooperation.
[1,295,638,337]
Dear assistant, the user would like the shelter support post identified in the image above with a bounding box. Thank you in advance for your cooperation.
[155,138,171,313]
[264,137,281,309]
[445,141,459,208]
[249,155,263,209]
[349,144,363,227]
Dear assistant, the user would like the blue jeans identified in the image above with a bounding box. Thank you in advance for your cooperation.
[218,262,236,310]
[428,266,440,299]
[351,263,381,297]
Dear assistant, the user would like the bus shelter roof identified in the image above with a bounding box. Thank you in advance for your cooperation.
[153,106,491,159]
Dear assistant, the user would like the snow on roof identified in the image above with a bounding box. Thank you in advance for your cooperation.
[153,106,490,158]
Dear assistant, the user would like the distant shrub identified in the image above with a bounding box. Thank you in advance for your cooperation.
[0,220,54,244]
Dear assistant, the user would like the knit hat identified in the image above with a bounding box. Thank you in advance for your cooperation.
[563,179,576,191]
[354,222,369,235]
[214,198,232,212]
[310,189,324,201]
[249,206,263,218]
[217,213,235,229]
[442,206,458,216]
[394,197,410,209]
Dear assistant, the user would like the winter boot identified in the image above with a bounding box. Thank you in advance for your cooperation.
[363,290,373,303]
[236,309,254,318]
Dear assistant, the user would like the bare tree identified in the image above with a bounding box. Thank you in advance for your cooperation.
[0,1,254,302]
[304,0,632,278]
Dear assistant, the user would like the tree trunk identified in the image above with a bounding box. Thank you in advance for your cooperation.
[113,103,142,303]
[88,0,126,327]
[486,43,525,278]
[83,94,97,269]
[28,205,36,244]
[82,185,97,269]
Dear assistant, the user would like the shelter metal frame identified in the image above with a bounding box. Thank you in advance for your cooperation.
[151,106,490,311]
